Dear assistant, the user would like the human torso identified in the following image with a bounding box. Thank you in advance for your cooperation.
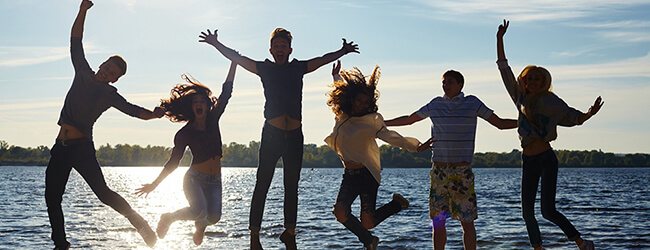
[256,59,308,129]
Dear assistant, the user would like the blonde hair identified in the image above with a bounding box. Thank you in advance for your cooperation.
[517,65,553,121]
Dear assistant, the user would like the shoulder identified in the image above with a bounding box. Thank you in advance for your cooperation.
[463,94,483,103]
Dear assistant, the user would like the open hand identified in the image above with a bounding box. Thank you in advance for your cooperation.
[342,38,359,54]
[199,29,219,45]
[497,19,509,38]
[135,183,156,198]
[588,96,604,117]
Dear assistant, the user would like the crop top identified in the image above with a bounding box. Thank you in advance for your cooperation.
[58,37,144,139]
[256,59,308,120]
[163,81,233,170]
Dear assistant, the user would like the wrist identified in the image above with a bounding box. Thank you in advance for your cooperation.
[342,47,349,54]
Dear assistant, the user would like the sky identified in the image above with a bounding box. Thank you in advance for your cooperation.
[1,0,649,154]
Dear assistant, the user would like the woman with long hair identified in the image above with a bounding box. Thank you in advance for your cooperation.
[497,20,602,250]
[325,61,434,249]
[136,61,236,245]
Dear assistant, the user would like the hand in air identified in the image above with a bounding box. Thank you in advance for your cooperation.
[588,96,604,117]
[80,0,94,10]
[199,29,219,45]
[332,60,341,76]
[497,19,509,38]
[341,38,359,54]
[153,106,165,118]
[135,183,156,198]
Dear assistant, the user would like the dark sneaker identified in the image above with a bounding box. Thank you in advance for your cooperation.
[251,232,263,250]
[393,193,410,209]
[364,236,379,250]
[279,230,297,250]
[156,213,173,239]
[53,241,70,250]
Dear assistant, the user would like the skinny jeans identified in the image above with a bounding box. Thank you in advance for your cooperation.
[168,167,222,227]
[249,123,303,231]
[334,167,402,245]
[45,140,136,248]
[521,149,580,248]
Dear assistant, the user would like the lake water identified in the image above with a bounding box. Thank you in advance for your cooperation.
[0,166,648,249]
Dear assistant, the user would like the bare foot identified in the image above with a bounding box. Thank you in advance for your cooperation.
[193,220,207,246]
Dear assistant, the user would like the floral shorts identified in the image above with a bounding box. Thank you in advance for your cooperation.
[429,164,477,222]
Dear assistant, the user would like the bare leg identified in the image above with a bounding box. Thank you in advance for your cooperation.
[432,217,447,250]
[461,221,476,250]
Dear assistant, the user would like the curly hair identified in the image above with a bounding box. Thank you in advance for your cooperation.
[327,66,380,117]
[160,74,217,123]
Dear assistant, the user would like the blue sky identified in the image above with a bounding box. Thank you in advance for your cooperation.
[1,0,649,154]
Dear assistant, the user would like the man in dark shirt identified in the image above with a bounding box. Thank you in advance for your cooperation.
[45,1,163,249]
[199,28,358,249]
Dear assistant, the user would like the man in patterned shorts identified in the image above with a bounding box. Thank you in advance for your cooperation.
[385,70,516,249]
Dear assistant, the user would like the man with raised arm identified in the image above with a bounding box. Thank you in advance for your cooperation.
[200,28,358,249]
[45,1,163,249]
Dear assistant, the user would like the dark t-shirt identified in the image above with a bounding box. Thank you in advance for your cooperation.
[164,81,233,169]
[57,37,143,139]
[255,59,308,120]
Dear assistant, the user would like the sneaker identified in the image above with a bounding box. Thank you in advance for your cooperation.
[156,213,173,239]
[251,232,263,250]
[279,230,297,250]
[393,193,410,209]
[53,241,70,250]
[364,236,379,250]
[579,240,595,250]
[193,220,207,246]
[128,213,157,247]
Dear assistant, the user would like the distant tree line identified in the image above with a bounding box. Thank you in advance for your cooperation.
[1,140,649,168]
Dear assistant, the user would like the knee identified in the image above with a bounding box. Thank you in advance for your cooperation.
[332,203,349,223]
[541,207,558,220]
[191,208,208,221]
[207,213,221,225]
[361,212,375,229]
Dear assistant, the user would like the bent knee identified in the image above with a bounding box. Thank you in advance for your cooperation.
[361,212,375,229]
[332,203,349,223]
[207,214,221,225]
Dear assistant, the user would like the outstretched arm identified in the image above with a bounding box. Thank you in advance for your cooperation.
[496,19,509,61]
[416,137,437,152]
[135,166,175,198]
[486,113,518,129]
[577,96,604,124]
[306,39,359,73]
[199,29,258,75]
[225,60,237,82]
[138,106,165,120]
[71,0,93,38]
[384,112,425,126]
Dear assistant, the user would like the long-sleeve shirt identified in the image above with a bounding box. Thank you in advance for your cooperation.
[497,60,584,147]
[324,112,421,185]
[58,37,143,139]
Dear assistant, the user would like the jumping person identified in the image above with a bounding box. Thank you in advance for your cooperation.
[45,1,164,249]
[496,19,602,250]
[199,28,358,249]
[136,62,237,246]
[326,61,434,250]
[384,69,517,249]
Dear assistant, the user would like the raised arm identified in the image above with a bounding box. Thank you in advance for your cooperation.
[496,19,509,61]
[486,113,518,130]
[138,106,165,120]
[384,112,425,126]
[576,96,604,124]
[306,39,359,73]
[199,29,258,75]
[71,0,94,38]
[212,61,237,117]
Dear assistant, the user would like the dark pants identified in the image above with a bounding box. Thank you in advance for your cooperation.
[249,123,303,232]
[521,149,580,248]
[45,140,136,248]
[334,167,402,245]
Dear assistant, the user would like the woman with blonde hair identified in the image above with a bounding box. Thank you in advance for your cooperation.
[497,20,602,250]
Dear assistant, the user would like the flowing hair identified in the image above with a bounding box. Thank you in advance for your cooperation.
[160,74,217,123]
[327,65,380,117]
[517,65,553,122]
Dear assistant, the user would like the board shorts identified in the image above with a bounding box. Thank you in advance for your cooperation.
[429,164,477,222]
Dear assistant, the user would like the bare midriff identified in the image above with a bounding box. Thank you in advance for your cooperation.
[191,156,222,175]
[344,161,365,170]
[56,124,86,140]
[522,138,552,156]
[267,114,301,131]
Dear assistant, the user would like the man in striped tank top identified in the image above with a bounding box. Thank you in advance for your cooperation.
[385,70,517,250]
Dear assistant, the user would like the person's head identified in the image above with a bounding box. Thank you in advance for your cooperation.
[269,28,293,65]
[441,70,464,98]
[517,65,552,95]
[327,66,380,117]
[95,55,127,83]
[160,74,217,123]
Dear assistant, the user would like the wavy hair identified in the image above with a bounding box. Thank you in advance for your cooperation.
[517,65,553,122]
[160,74,217,123]
[327,66,380,117]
